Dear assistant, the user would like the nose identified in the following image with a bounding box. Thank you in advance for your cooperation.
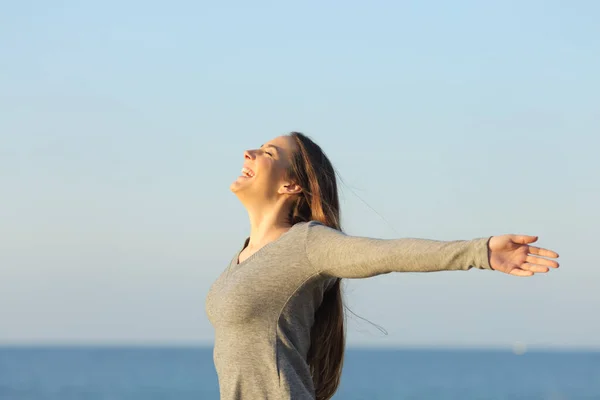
[244,150,254,160]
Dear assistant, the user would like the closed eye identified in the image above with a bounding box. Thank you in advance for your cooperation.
[259,144,277,157]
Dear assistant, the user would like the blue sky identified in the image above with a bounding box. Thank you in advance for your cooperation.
[1,0,598,348]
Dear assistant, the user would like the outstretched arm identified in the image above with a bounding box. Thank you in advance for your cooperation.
[304,222,559,279]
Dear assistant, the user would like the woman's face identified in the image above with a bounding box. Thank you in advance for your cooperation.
[230,135,299,200]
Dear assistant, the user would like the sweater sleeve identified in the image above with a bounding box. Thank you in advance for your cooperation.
[304,221,492,279]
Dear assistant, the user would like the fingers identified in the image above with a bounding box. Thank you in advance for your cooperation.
[509,268,534,277]
[526,255,559,268]
[520,263,550,273]
[510,236,560,259]
[512,235,538,244]
[528,246,559,259]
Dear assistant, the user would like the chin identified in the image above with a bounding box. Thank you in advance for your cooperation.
[230,185,253,207]
[230,179,248,193]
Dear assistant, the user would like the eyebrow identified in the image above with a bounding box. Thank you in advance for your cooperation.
[259,144,279,152]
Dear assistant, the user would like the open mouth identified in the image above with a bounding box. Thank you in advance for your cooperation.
[240,166,255,178]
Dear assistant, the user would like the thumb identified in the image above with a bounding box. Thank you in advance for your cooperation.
[511,235,538,244]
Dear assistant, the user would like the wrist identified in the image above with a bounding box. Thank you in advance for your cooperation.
[487,236,494,270]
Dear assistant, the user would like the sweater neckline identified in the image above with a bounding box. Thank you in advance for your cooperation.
[233,223,303,267]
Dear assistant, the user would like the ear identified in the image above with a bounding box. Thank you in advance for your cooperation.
[278,181,303,195]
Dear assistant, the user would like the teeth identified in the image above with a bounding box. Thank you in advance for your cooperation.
[241,167,255,177]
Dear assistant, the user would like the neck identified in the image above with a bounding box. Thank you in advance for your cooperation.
[244,201,294,250]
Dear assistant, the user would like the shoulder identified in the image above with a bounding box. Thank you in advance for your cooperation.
[293,220,335,231]
[294,220,346,240]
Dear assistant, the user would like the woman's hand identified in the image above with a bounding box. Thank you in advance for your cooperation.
[488,235,559,277]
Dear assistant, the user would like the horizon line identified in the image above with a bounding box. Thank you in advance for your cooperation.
[1,342,598,352]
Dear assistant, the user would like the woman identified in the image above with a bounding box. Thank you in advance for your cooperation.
[205,132,559,400]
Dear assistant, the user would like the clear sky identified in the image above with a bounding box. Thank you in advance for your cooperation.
[1,0,598,349]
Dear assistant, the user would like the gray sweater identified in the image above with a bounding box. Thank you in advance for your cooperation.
[205,221,492,399]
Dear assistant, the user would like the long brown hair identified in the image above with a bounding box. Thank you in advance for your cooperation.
[286,131,345,400]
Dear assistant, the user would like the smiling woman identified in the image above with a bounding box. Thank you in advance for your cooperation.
[230,137,300,208]
[205,132,560,400]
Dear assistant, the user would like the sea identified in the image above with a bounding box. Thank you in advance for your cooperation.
[0,347,599,399]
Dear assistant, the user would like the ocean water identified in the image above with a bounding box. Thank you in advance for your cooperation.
[0,347,599,399]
